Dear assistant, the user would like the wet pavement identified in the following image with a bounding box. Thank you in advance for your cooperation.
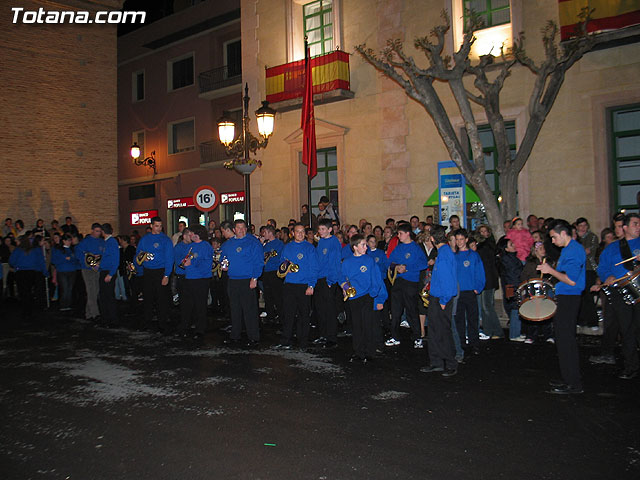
[1,302,639,480]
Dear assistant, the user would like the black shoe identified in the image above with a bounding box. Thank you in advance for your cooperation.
[312,337,327,345]
[223,338,241,347]
[246,340,260,349]
[549,379,567,388]
[274,344,292,350]
[472,347,480,356]
[441,368,458,377]
[420,365,444,373]
[618,369,638,380]
[323,341,338,350]
[193,333,204,342]
[349,355,365,364]
[548,385,583,395]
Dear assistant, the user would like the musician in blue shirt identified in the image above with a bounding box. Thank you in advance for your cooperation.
[179,225,213,340]
[261,225,284,324]
[51,233,80,311]
[276,223,319,349]
[98,223,120,327]
[9,235,48,320]
[75,223,104,321]
[173,228,192,307]
[537,219,586,394]
[314,219,342,348]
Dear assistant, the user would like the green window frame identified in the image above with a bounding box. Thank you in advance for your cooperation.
[310,147,338,216]
[611,104,640,213]
[463,0,510,31]
[303,0,333,57]
[473,122,516,198]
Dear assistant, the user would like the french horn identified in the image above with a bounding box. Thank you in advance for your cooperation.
[135,251,155,266]
[84,252,102,268]
[276,259,299,278]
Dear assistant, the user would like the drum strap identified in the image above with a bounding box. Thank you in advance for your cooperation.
[619,238,636,271]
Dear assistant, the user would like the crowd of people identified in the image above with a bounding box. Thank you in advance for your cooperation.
[2,206,639,393]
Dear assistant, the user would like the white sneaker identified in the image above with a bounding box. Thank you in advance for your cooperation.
[400,320,410,328]
[510,335,526,342]
[260,312,268,318]
[414,338,424,349]
[524,338,534,344]
[546,337,555,344]
[385,338,400,347]
[479,332,490,340]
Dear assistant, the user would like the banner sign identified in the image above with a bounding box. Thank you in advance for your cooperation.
[167,197,195,209]
[130,210,158,226]
[438,161,466,230]
[220,191,245,204]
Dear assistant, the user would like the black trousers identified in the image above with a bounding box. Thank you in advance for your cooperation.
[348,294,374,358]
[605,292,639,372]
[98,271,118,326]
[262,270,283,321]
[390,277,420,341]
[142,268,170,330]
[455,290,479,348]
[181,278,210,335]
[315,277,338,341]
[57,271,76,309]
[227,278,259,341]
[16,270,38,319]
[578,270,599,327]
[554,295,582,388]
[427,296,456,369]
[282,283,311,347]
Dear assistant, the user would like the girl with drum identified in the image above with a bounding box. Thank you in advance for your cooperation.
[521,242,555,344]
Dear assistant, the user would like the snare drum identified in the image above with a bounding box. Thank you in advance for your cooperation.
[615,269,640,305]
[517,278,557,321]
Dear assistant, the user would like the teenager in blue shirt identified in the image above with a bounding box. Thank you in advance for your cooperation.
[9,235,48,320]
[179,225,213,341]
[173,228,192,307]
[276,223,319,349]
[314,218,342,348]
[98,223,120,327]
[537,219,586,394]
[421,226,459,377]
[51,233,80,311]
[75,223,104,321]
[341,234,387,363]
[261,224,284,325]
[366,234,390,350]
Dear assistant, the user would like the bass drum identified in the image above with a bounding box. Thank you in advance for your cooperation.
[517,278,557,322]
[616,269,640,305]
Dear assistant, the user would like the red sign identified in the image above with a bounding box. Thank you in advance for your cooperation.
[167,197,195,209]
[130,210,159,226]
[193,185,220,212]
[221,191,245,204]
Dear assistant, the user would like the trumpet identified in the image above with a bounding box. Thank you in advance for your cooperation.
[264,250,279,264]
[420,286,430,308]
[212,250,222,277]
[387,263,399,286]
[277,259,299,278]
[125,260,136,280]
[342,279,357,301]
[135,251,155,266]
[179,247,194,269]
[84,252,102,268]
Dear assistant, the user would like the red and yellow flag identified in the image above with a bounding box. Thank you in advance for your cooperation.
[559,0,640,40]
[301,48,317,180]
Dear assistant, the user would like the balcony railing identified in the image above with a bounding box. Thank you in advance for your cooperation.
[198,65,242,95]
[265,50,353,111]
[199,140,229,164]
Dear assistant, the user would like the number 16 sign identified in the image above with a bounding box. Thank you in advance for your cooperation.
[193,185,220,212]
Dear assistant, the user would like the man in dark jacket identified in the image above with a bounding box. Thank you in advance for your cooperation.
[476,225,503,339]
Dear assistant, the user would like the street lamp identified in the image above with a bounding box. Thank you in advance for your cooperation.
[130,143,157,174]
[217,83,275,227]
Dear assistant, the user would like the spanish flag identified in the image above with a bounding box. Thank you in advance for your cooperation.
[301,47,317,180]
[266,50,350,103]
[559,0,640,40]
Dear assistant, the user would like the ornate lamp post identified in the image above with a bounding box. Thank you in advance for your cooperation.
[218,83,275,227]
[130,143,157,174]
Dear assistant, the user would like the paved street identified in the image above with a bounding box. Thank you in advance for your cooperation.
[1,303,639,480]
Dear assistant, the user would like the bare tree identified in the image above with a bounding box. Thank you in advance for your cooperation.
[356,9,595,237]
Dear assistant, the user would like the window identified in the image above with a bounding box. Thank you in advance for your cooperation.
[310,148,338,215]
[611,105,640,213]
[129,184,155,200]
[473,122,516,197]
[225,39,241,78]
[132,130,145,158]
[303,0,333,57]
[132,70,144,102]
[463,0,510,31]
[168,118,195,154]
[168,53,194,91]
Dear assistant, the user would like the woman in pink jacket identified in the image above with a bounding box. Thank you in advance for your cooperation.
[506,217,534,263]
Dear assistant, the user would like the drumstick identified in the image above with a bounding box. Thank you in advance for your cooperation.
[614,256,637,266]
[539,258,546,279]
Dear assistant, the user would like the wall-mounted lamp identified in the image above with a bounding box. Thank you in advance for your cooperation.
[130,142,156,174]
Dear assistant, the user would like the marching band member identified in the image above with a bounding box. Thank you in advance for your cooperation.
[135,216,174,333]
[262,224,284,324]
[75,223,105,321]
[341,234,387,363]
[9,235,48,320]
[314,218,342,348]
[366,234,389,350]
[276,223,318,350]
[173,228,192,305]
[178,225,213,341]
[220,219,263,347]
[98,223,120,327]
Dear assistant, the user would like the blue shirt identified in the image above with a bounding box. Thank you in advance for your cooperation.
[51,246,80,273]
[367,248,389,279]
[316,235,342,285]
[340,254,388,308]
[341,243,353,260]
[430,244,457,306]
[555,239,586,295]
[263,238,284,273]
[10,247,48,276]
[220,235,263,280]
[456,249,486,293]
[136,233,174,277]
[174,241,192,276]
[281,240,319,287]
[184,241,213,280]
[388,241,429,283]
[597,237,640,282]
[99,236,120,276]
[75,235,105,270]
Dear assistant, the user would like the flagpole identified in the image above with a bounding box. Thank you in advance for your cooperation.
[305,40,313,228]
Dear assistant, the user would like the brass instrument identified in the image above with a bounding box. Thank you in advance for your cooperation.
[84,252,102,268]
[135,251,155,266]
[178,247,194,269]
[276,259,299,278]
[342,279,357,301]
[212,250,223,277]
[420,287,430,308]
[387,263,399,286]
[264,250,279,264]
[125,261,136,280]
[220,256,229,270]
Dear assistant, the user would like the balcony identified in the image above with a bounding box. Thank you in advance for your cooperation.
[199,140,229,165]
[198,65,242,100]
[265,50,354,113]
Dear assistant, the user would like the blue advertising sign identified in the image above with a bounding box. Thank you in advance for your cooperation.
[438,161,466,229]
